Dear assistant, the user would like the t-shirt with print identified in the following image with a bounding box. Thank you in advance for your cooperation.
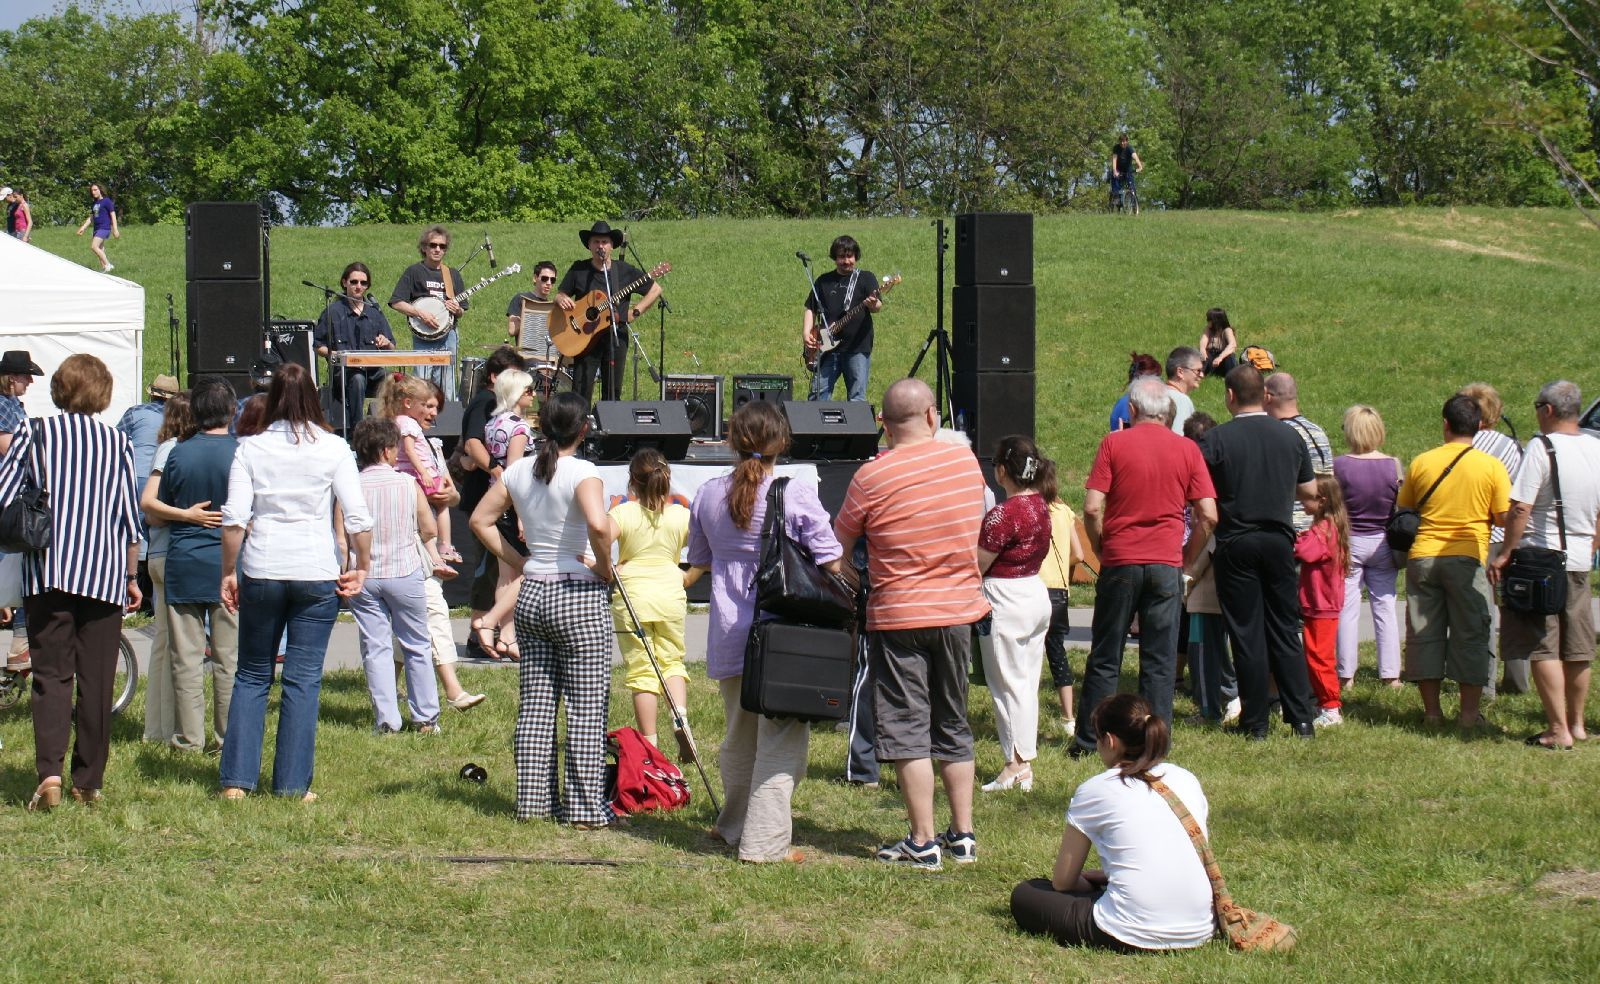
[835,440,989,632]
[1511,432,1600,572]
[803,268,879,357]
[485,411,532,471]
[1396,443,1510,564]
[389,261,467,310]
[1086,424,1215,568]
[979,493,1051,579]
[90,196,115,235]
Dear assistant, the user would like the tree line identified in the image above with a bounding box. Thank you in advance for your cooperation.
[1,0,1595,226]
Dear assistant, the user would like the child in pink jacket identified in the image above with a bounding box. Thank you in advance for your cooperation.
[1295,475,1349,727]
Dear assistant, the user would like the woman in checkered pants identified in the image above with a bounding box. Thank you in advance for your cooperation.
[469,392,618,827]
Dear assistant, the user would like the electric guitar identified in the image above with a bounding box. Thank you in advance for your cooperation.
[407,264,522,341]
[803,274,901,372]
[549,262,671,359]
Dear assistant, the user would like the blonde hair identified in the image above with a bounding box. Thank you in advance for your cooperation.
[374,373,432,420]
[493,369,533,415]
[1311,474,1350,577]
[1456,382,1501,429]
[1341,404,1386,454]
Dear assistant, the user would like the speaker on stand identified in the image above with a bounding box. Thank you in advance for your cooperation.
[185,201,267,378]
[951,212,1035,451]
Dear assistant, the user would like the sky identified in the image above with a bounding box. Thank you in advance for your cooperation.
[1,2,192,33]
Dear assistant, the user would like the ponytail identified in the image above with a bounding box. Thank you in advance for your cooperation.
[628,448,672,512]
[534,392,589,484]
[1090,693,1170,787]
[727,401,790,530]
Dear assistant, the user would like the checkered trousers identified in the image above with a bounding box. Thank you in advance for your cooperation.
[512,577,616,825]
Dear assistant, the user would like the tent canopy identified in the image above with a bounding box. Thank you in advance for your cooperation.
[0,234,144,423]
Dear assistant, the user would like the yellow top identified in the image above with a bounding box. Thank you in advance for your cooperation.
[610,500,690,621]
[1396,444,1510,564]
[1038,500,1078,592]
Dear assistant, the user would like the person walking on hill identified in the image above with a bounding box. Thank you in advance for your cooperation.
[76,182,119,272]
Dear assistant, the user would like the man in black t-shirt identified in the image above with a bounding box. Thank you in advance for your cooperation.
[506,260,558,355]
[1110,134,1143,209]
[803,235,881,402]
[458,346,529,652]
[1197,364,1319,740]
[555,221,661,405]
[388,224,468,401]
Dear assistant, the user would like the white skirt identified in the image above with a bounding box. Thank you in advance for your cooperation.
[980,574,1051,762]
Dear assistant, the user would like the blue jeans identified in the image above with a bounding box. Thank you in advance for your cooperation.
[1074,563,1181,749]
[809,349,869,402]
[412,328,457,401]
[219,576,338,795]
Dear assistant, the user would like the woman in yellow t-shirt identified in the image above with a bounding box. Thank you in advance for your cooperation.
[1038,483,1087,736]
[608,449,701,749]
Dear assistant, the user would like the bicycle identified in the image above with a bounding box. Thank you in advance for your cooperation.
[0,633,140,716]
[1116,183,1139,216]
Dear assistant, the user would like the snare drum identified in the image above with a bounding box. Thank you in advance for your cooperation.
[529,360,573,399]
[458,356,487,401]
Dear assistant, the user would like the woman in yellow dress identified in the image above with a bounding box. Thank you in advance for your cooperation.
[1038,474,1087,736]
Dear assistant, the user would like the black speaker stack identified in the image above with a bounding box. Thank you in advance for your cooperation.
[185,202,266,392]
[951,212,1035,454]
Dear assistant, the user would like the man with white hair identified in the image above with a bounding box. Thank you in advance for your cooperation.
[1073,377,1216,755]
[1488,380,1600,750]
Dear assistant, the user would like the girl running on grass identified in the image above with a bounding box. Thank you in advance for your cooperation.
[1295,474,1349,728]
[375,373,458,573]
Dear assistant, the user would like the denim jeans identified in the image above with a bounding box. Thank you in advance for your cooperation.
[809,349,869,402]
[219,576,338,795]
[1074,563,1181,749]
[412,327,457,401]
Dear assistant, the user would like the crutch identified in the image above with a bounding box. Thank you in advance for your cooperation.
[612,577,720,814]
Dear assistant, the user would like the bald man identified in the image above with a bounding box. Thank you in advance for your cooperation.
[835,379,990,871]
[1264,372,1331,532]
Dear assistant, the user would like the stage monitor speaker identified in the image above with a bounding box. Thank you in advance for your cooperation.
[953,370,1035,454]
[733,374,793,410]
[952,285,1035,373]
[266,320,317,384]
[663,373,724,440]
[782,401,879,461]
[187,279,264,373]
[185,202,263,281]
[954,211,1033,286]
[591,401,693,461]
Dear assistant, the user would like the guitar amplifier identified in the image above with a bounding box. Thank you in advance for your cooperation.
[267,320,317,384]
[740,620,854,722]
[663,374,723,440]
[733,374,793,410]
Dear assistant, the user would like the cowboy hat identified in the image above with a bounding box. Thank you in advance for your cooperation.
[578,220,625,250]
[0,351,42,376]
[149,374,181,399]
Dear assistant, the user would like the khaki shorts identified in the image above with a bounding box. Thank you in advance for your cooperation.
[1499,572,1595,663]
[1403,555,1492,686]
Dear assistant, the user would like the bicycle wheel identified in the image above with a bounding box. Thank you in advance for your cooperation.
[111,633,138,716]
[0,668,23,710]
[1128,188,1139,215]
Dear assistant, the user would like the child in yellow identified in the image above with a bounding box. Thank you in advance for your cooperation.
[1038,479,1086,736]
[608,449,701,754]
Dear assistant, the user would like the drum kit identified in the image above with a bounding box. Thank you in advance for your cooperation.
[457,353,572,402]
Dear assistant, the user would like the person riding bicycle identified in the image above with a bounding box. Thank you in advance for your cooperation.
[1110,134,1143,212]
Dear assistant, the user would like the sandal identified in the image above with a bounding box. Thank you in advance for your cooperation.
[470,618,497,657]
[1524,732,1573,752]
[501,638,520,662]
[439,545,464,563]
[432,562,459,581]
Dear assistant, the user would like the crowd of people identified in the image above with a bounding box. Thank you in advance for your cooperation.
[0,308,1592,953]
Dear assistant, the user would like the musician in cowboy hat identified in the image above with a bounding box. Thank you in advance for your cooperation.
[555,220,662,404]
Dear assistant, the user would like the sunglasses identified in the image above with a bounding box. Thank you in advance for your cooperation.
[346,279,369,286]
[425,242,448,250]
[537,275,556,283]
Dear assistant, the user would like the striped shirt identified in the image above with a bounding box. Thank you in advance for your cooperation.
[11,414,141,606]
[835,440,990,632]
[1473,429,1521,545]
[360,464,423,580]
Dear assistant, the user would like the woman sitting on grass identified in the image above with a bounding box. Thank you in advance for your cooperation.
[1011,693,1214,952]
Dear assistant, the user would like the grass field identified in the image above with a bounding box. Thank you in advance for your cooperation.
[7,210,1600,982]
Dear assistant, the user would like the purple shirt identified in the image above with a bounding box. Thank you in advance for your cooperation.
[1333,454,1400,537]
[687,473,843,681]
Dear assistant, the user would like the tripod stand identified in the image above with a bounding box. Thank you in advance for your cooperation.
[904,218,955,426]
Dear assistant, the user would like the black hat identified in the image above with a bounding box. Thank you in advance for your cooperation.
[578,220,624,250]
[0,351,43,376]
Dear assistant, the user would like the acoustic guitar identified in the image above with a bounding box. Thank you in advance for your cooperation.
[407,264,522,341]
[803,274,901,372]
[549,262,671,359]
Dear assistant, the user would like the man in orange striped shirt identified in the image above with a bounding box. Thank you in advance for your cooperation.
[836,379,990,871]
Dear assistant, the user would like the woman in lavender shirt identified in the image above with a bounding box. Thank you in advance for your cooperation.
[1332,405,1403,688]
[687,402,842,863]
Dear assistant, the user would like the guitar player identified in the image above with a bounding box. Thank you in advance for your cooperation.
[554,220,660,405]
[313,261,394,434]
[802,235,881,402]
[388,224,467,400]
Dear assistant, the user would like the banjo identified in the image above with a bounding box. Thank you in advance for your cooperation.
[407,263,522,341]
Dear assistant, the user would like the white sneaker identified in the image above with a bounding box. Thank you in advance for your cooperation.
[1313,708,1343,728]
[103,264,114,272]
[1059,718,1076,737]
[1221,697,1242,724]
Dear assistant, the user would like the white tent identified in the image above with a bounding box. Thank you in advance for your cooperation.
[0,233,144,423]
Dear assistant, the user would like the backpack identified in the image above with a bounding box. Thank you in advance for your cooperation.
[1242,345,1276,372]
[605,727,690,816]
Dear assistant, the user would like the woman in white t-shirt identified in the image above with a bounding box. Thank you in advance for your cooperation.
[469,391,617,828]
[1011,693,1215,952]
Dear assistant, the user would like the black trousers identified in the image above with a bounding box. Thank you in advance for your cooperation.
[569,329,628,405]
[1010,879,1142,952]
[1214,531,1316,732]
[26,590,123,790]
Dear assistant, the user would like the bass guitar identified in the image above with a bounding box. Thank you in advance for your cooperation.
[407,264,522,341]
[803,273,901,372]
[550,262,671,359]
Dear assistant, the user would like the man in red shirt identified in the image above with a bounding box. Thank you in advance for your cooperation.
[1073,377,1216,755]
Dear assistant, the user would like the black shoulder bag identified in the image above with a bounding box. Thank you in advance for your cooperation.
[0,420,50,553]
[1502,435,1568,616]
[753,477,854,627]
[1385,446,1472,554]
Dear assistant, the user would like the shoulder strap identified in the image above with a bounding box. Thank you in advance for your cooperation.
[1537,434,1567,553]
[759,476,791,544]
[1413,446,1474,511]
[1286,416,1328,471]
[1150,777,1233,909]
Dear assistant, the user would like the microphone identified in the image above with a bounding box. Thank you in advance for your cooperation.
[795,251,810,264]
[302,279,319,289]
[486,235,498,269]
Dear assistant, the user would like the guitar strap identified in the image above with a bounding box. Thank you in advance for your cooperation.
[841,270,860,310]
[441,264,456,302]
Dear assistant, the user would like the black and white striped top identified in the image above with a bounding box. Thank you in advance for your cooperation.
[0,414,142,606]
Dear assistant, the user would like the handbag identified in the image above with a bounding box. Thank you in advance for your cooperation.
[740,618,854,721]
[753,477,854,627]
[0,430,49,554]
[1151,777,1298,953]
[1502,435,1568,616]
[1385,446,1472,554]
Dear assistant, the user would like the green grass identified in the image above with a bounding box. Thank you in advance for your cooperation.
[1,652,1597,982]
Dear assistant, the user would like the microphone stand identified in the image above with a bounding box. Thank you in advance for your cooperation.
[624,232,670,398]
[167,292,180,379]
[455,239,485,272]
[798,252,832,397]
[300,280,367,430]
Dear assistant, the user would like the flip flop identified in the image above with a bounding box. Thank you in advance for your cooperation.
[1524,733,1573,752]
[469,618,497,657]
